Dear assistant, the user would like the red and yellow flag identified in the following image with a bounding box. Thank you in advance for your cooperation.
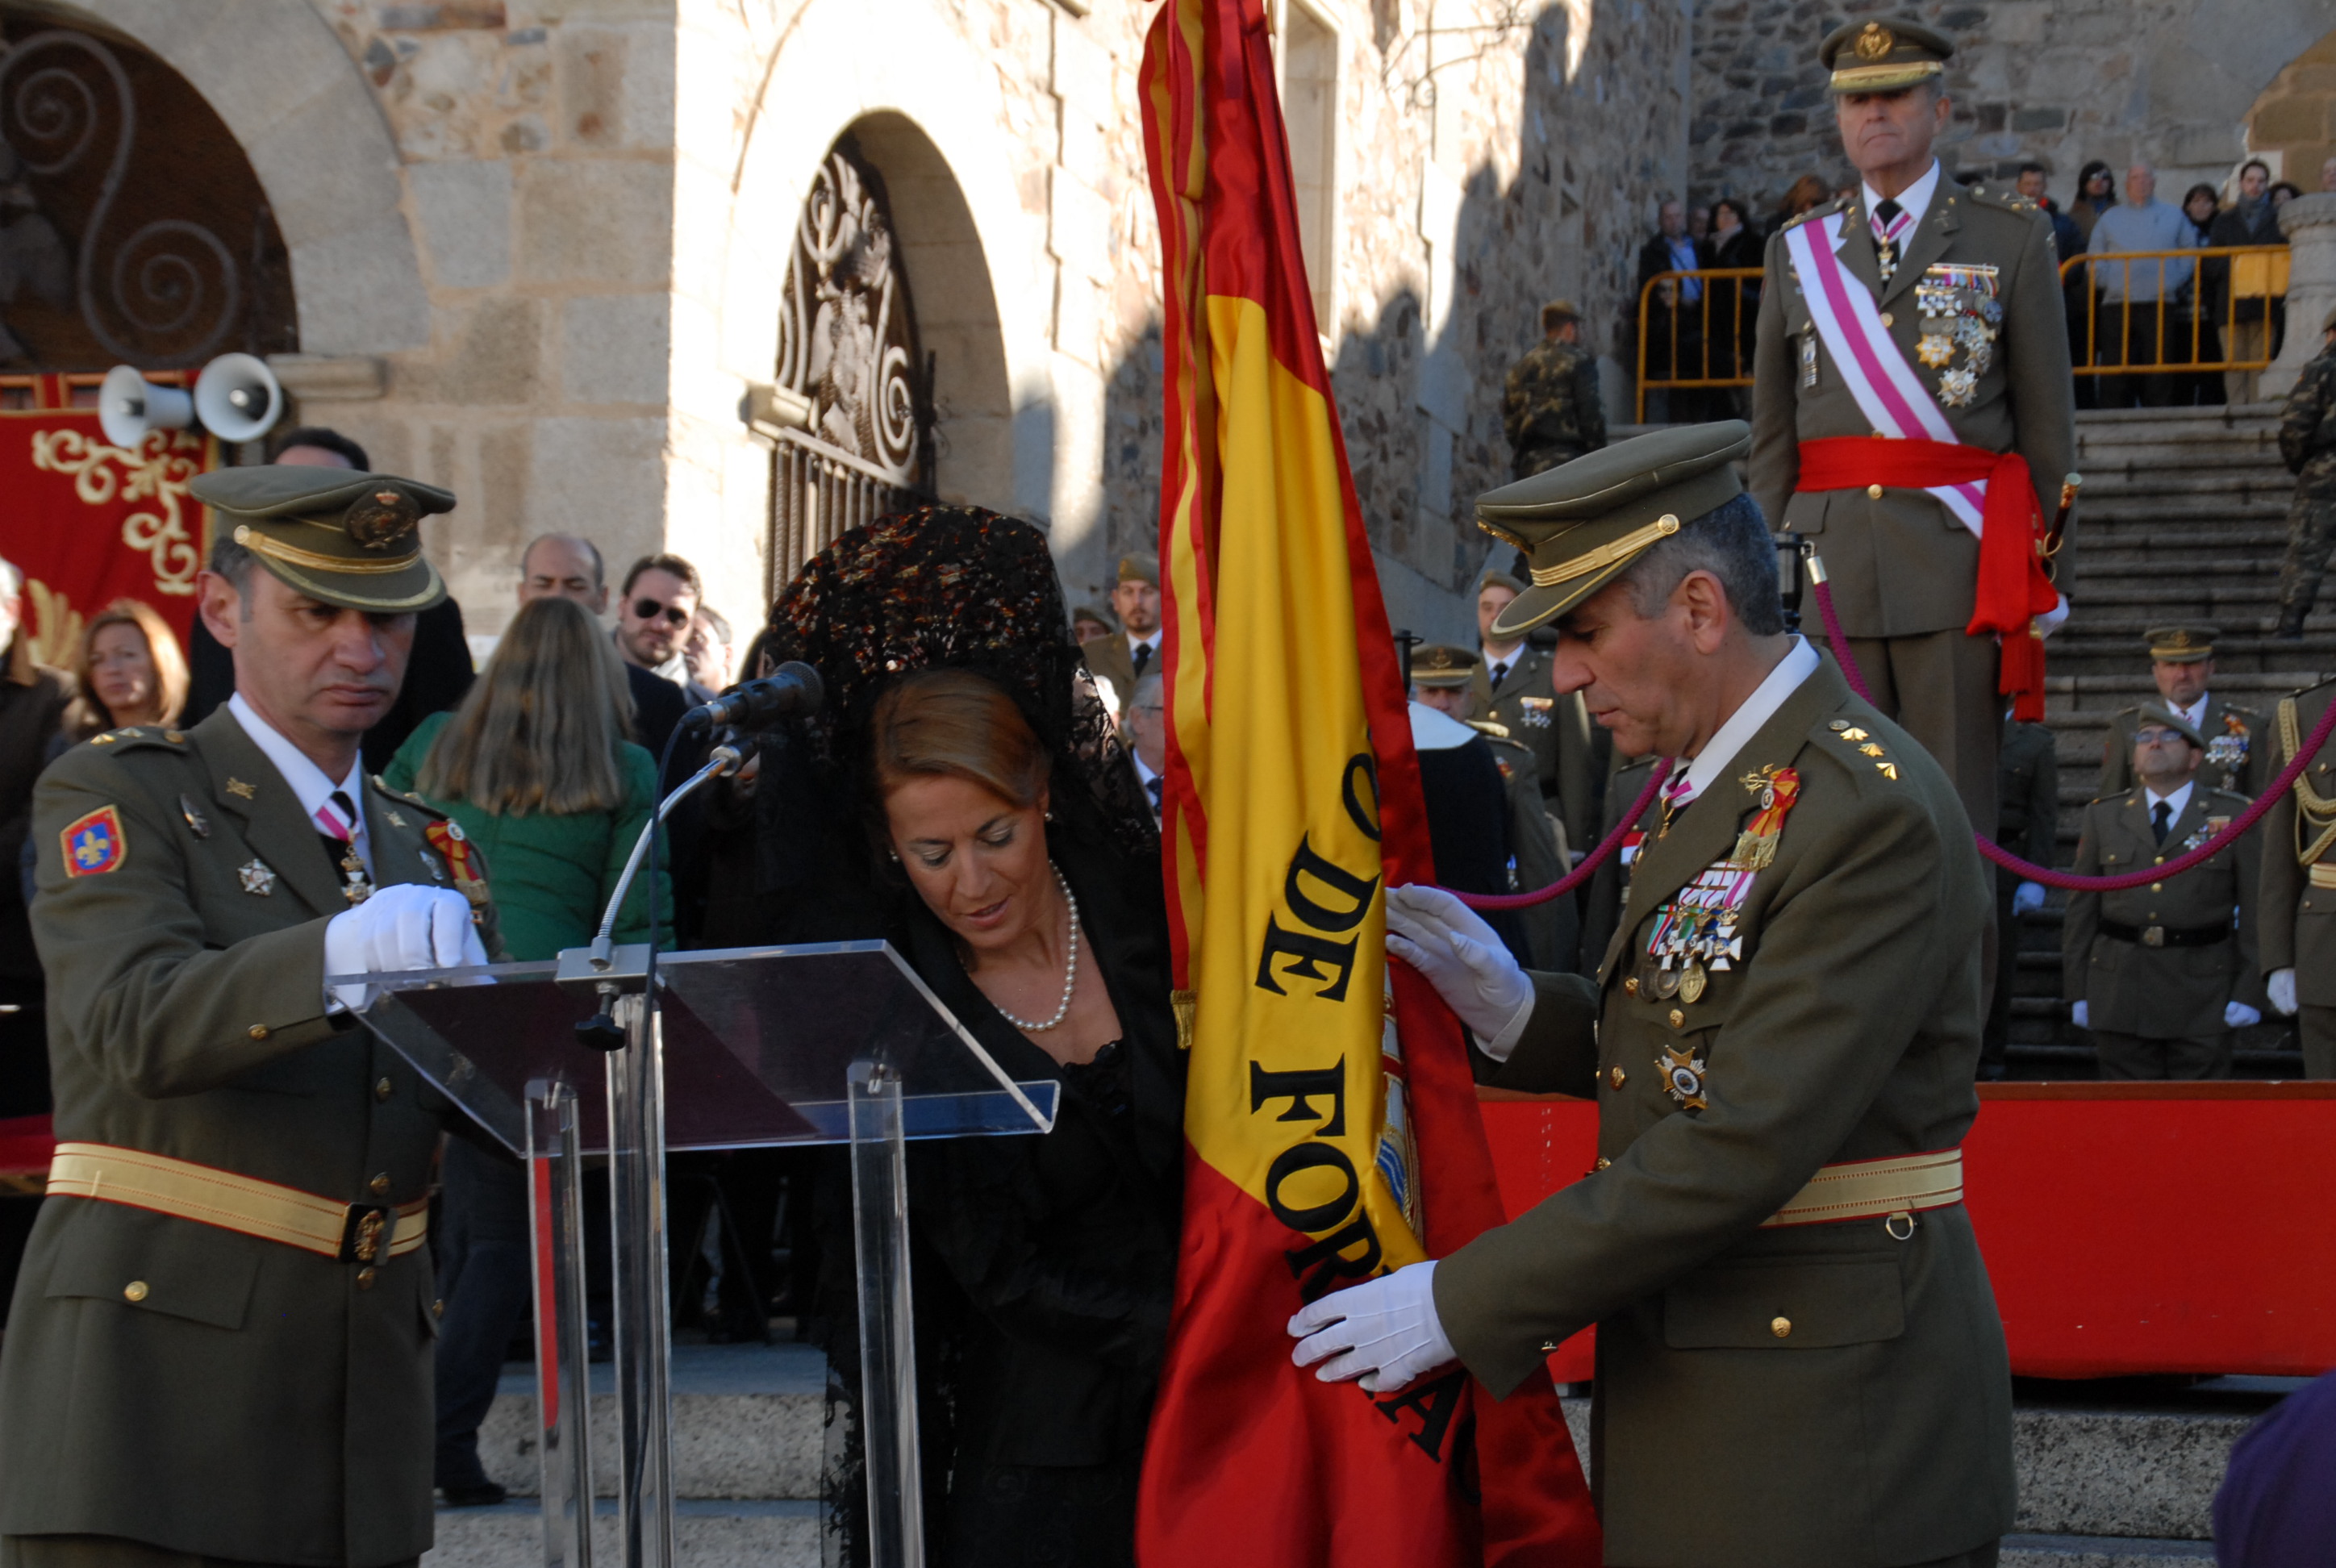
[1135,2,1600,1562]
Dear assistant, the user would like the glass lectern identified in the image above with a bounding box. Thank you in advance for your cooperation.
[339,940,1057,1568]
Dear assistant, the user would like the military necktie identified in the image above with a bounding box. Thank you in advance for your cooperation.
[1488,660,1510,690]
[2151,799,2172,845]
[1871,196,1906,284]
[1145,774,1164,815]
[1131,641,1153,680]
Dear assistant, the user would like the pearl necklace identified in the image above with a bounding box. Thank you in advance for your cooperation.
[993,865,1081,1033]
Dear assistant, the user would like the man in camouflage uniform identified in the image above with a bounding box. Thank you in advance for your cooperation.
[2274,307,2336,639]
[1501,300,1607,482]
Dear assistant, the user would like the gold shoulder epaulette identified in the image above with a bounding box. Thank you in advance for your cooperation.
[89,725,189,751]
[1466,719,1512,740]
[369,774,443,813]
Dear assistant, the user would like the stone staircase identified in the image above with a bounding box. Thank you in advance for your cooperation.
[2006,403,2336,1077]
[419,1343,2289,1567]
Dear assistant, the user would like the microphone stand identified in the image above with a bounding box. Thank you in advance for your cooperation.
[552,740,743,1568]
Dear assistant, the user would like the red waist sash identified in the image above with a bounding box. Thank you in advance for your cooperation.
[1795,435,2061,720]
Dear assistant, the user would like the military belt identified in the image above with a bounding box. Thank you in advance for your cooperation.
[46,1142,427,1264]
[1759,1149,1962,1228]
[2311,863,2336,890]
[2098,919,2229,949]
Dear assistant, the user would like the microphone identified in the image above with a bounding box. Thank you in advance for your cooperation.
[683,661,824,729]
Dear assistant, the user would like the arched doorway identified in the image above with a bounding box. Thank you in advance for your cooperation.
[764,135,934,594]
[0,12,298,373]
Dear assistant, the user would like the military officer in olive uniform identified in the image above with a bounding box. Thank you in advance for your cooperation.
[2097,627,2266,799]
[2064,707,2263,1080]
[2273,307,2336,639]
[1079,554,1162,715]
[1469,569,1600,857]
[1295,423,2014,1568]
[1750,17,2077,842]
[0,467,503,1568]
[1985,711,2058,1077]
[2260,674,2336,1075]
[1500,299,1607,481]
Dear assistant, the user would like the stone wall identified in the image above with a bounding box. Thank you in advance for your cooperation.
[1689,0,2336,220]
[2246,27,2336,193]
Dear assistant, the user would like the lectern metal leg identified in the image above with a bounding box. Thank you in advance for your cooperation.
[526,1079,595,1568]
[607,995,676,1568]
[848,1061,926,1568]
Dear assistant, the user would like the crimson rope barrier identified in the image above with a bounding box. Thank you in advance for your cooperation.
[1441,582,2336,910]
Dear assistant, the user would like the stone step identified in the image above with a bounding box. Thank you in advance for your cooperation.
[2064,527,2290,553]
[2000,1534,2215,1566]
[423,1499,820,1568]
[2074,558,2284,582]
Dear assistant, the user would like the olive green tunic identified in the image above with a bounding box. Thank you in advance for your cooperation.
[1434,657,2015,1568]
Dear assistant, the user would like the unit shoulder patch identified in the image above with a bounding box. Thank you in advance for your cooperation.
[61,806,127,876]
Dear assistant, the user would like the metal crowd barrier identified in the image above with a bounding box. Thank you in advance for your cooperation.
[2059,245,2288,377]
[1633,266,1763,421]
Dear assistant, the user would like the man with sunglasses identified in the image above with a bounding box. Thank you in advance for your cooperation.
[615,554,715,707]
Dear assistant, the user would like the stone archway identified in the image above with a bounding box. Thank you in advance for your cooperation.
[36,0,427,356]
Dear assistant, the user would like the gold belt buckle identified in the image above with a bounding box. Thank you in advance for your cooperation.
[2141,924,2166,948]
[339,1203,393,1264]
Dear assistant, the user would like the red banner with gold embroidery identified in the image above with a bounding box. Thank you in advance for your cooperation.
[0,373,215,666]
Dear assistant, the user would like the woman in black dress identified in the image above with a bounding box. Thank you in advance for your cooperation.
[740,506,1182,1568]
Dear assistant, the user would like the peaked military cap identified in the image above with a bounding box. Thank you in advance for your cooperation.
[1118,553,1161,588]
[2145,624,2217,664]
[1409,643,1480,689]
[193,465,453,613]
[1476,567,1526,597]
[2132,704,2205,752]
[1475,419,1752,638]
[1821,15,1952,94]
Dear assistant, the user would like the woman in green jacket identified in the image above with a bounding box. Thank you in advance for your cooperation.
[385,593,670,1506]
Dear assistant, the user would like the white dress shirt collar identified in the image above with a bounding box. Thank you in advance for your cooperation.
[2142,778,2195,819]
[2171,694,2209,729]
[1481,643,1524,682]
[1863,158,1942,236]
[227,692,373,874]
[1129,631,1161,659]
[1673,636,1822,805]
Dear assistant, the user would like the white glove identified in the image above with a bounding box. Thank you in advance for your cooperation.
[1385,883,1535,1061]
[2036,593,2071,639]
[2224,999,2263,1030]
[323,884,490,1011]
[2269,969,2300,1017]
[1288,1259,1456,1394]
[2011,881,2046,916]
[2070,999,2090,1029]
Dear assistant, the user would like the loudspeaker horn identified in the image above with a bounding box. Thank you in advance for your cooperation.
[98,365,194,449]
[194,352,285,444]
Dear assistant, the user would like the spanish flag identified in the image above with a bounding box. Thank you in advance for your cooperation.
[1134,2,1600,1562]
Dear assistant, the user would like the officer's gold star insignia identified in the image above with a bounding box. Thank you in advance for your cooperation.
[1859,742,1886,757]
[385,810,407,828]
[225,777,257,799]
[238,859,277,896]
[1876,761,1900,780]
[1659,1044,1709,1111]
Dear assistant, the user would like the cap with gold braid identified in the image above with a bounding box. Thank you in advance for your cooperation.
[1820,16,1953,94]
[2145,624,2218,665]
[1475,419,1753,639]
[1408,644,1481,690]
[192,465,454,614]
[1118,553,1161,589]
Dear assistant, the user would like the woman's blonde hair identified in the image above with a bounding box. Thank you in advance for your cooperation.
[869,669,1049,811]
[64,598,188,739]
[419,595,637,815]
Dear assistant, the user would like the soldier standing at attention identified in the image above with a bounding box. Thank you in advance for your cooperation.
[2097,627,2266,799]
[1750,17,2077,842]
[2064,707,2263,1080]
[1078,553,1162,715]
[1469,569,1600,857]
[2273,307,2336,639]
[1293,424,2015,1568]
[2259,674,2336,1076]
[1986,711,2057,1078]
[1501,299,1607,482]
[0,467,501,1568]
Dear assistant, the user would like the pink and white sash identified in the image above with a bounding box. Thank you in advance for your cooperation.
[1784,211,1987,535]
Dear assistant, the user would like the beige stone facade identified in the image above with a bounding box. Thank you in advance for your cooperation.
[30,0,1696,651]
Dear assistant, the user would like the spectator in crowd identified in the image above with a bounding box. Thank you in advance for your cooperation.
[1070,604,1115,644]
[1637,198,1713,421]
[615,553,713,705]
[1124,669,1166,823]
[2068,160,2117,245]
[517,532,690,758]
[2017,161,2082,259]
[687,603,735,694]
[384,593,669,1508]
[2174,181,2227,404]
[0,554,69,1321]
[1766,173,1829,236]
[2020,161,2092,407]
[2210,159,2287,402]
[2323,155,2336,194]
[1078,553,1162,715]
[182,427,475,772]
[2271,179,2302,211]
[1704,196,1762,393]
[2087,161,2200,407]
[1985,711,2056,1080]
[54,598,186,753]
[2066,161,2121,408]
[1687,203,1710,243]
[2275,307,2336,639]
[2063,707,2263,1080]
[1500,298,1606,480]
